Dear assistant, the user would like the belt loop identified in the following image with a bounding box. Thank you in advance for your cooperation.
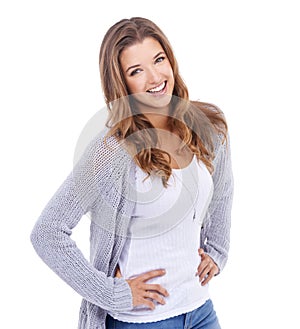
[184,311,191,329]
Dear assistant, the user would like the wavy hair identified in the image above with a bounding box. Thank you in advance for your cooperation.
[99,17,227,187]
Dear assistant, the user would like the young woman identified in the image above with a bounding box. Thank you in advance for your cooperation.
[31,17,234,329]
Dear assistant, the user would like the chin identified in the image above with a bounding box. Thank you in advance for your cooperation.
[131,92,172,113]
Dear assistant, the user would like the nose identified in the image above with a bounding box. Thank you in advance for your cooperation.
[146,66,160,84]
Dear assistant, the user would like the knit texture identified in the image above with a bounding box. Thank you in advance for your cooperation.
[200,133,234,273]
[30,130,234,329]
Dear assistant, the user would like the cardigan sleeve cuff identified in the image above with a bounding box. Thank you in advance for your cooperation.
[204,246,228,275]
[111,277,133,312]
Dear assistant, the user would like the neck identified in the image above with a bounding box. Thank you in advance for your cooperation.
[143,112,170,130]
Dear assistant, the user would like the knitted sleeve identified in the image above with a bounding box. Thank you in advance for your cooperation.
[200,132,234,273]
[30,133,133,312]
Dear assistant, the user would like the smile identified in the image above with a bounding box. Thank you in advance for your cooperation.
[147,81,167,93]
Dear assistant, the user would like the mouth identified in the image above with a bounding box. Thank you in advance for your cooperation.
[146,81,167,94]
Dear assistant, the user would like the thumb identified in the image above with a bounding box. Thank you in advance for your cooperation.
[198,248,204,256]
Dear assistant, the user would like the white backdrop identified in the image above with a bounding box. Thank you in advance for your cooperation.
[1,0,299,328]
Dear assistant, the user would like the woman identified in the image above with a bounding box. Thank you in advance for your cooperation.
[31,17,234,329]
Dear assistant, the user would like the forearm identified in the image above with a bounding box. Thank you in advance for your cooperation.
[30,171,133,312]
[200,132,234,273]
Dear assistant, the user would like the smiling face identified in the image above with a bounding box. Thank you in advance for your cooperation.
[120,37,175,114]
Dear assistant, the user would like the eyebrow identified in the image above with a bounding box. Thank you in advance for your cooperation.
[125,51,165,73]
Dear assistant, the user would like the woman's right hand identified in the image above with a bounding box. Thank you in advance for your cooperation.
[126,269,169,310]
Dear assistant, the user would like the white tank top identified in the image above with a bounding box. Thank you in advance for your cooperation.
[108,155,214,323]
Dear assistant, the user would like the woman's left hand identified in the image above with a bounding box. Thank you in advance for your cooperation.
[195,248,219,286]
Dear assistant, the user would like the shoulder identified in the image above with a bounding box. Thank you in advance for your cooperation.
[72,129,136,207]
[190,100,228,146]
[191,100,227,125]
[79,129,132,162]
[73,129,134,181]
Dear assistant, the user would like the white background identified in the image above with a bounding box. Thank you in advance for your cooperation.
[1,0,299,328]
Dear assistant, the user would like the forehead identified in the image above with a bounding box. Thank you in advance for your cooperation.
[120,37,164,66]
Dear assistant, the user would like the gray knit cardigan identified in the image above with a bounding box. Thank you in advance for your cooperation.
[30,130,234,329]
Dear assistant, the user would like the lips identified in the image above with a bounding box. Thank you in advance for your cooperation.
[147,81,167,93]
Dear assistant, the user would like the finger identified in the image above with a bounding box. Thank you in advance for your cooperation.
[144,283,169,297]
[200,261,217,281]
[139,269,166,282]
[144,291,166,305]
[200,263,218,284]
[201,270,215,286]
[195,258,211,277]
[139,297,156,310]
[198,248,204,256]
[199,262,214,281]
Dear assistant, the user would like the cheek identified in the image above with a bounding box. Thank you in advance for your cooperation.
[125,80,135,94]
[166,66,175,86]
[167,69,175,93]
[164,64,174,80]
[125,78,143,94]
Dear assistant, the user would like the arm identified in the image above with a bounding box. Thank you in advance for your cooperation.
[200,132,234,274]
[30,134,133,312]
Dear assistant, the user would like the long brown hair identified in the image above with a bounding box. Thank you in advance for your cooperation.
[99,17,227,187]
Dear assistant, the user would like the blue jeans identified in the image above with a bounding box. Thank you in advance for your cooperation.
[105,299,221,329]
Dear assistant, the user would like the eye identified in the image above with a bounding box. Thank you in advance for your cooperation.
[130,68,142,76]
[155,56,165,64]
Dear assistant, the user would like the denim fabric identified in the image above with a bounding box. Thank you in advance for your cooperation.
[105,299,221,329]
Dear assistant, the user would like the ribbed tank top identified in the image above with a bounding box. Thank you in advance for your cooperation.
[108,155,213,323]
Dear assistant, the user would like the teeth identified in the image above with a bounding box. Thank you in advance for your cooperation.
[147,82,166,93]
